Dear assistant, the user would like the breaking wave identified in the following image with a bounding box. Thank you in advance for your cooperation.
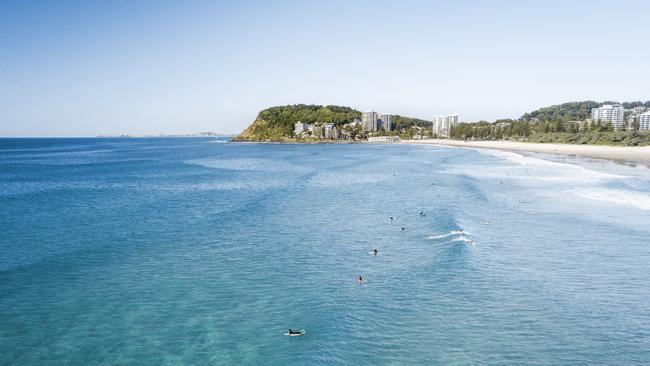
[427,230,471,240]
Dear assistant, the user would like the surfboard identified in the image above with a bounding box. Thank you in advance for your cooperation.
[285,330,305,336]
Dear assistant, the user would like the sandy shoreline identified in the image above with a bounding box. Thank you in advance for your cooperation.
[403,139,650,166]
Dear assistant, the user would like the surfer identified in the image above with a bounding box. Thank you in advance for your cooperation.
[373,248,378,255]
[288,329,302,335]
[389,216,394,221]
[419,211,425,217]
[400,227,405,231]
[358,275,364,282]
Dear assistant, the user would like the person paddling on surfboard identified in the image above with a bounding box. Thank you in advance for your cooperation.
[288,329,301,335]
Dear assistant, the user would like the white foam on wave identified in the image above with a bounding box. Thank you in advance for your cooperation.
[428,230,471,240]
[576,188,650,211]
[478,149,626,181]
[440,146,650,221]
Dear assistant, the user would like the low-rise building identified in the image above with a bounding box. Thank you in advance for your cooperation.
[368,136,401,143]
[323,123,339,139]
[311,125,323,138]
[293,121,308,135]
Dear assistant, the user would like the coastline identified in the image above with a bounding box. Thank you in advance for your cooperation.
[403,139,650,166]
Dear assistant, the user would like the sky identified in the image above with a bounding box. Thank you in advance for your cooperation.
[1,0,649,137]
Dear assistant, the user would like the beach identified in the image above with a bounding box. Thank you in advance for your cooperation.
[404,139,650,166]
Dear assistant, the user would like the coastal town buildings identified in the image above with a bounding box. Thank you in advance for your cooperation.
[640,111,650,131]
[433,114,459,137]
[632,106,646,115]
[289,109,419,140]
[323,123,339,139]
[362,111,379,132]
[293,121,308,135]
[623,106,648,130]
[292,121,347,139]
[591,104,625,130]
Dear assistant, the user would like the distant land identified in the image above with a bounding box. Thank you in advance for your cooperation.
[234,102,650,146]
[232,104,429,142]
[96,132,233,138]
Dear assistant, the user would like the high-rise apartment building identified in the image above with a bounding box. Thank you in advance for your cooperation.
[639,111,650,131]
[591,105,625,130]
[433,114,459,137]
[362,111,378,132]
[379,114,392,131]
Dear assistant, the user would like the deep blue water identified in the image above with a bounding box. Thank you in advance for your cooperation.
[1,138,649,365]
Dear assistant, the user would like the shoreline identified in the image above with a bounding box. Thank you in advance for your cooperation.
[403,139,650,166]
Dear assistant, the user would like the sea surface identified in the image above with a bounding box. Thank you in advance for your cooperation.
[1,138,649,365]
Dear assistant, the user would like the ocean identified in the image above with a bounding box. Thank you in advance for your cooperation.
[1,137,649,365]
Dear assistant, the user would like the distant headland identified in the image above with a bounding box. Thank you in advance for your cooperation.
[232,104,429,142]
[97,132,233,138]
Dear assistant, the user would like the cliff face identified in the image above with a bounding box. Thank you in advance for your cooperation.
[233,104,361,142]
[232,117,291,142]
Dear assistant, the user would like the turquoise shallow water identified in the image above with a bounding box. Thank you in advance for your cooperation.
[1,138,649,365]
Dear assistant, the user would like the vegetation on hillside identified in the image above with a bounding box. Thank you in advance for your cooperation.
[521,101,600,121]
[391,115,431,130]
[521,100,650,122]
[450,118,650,146]
[233,104,433,142]
[233,104,361,142]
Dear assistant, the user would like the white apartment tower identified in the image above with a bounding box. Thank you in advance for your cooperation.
[379,114,392,131]
[639,111,650,131]
[591,104,625,130]
[362,111,379,132]
[433,114,459,137]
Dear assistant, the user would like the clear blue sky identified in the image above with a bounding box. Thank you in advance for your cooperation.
[1,0,649,136]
